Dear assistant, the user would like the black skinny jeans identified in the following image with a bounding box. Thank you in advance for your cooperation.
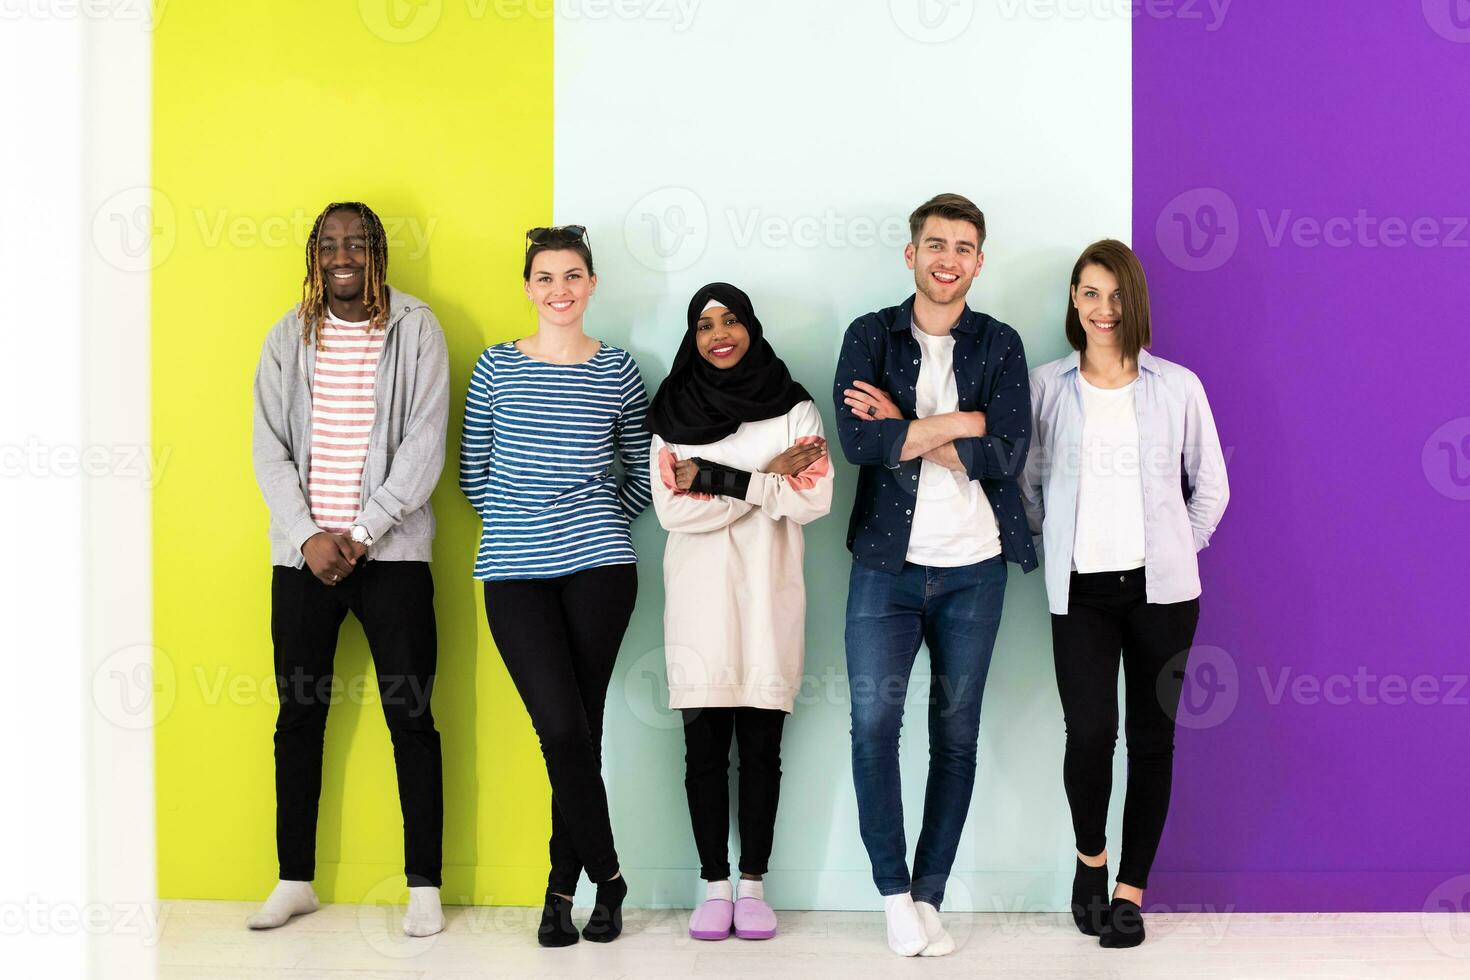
[483,562,638,895]
[1051,566,1200,890]
[682,706,787,881]
[271,560,443,888]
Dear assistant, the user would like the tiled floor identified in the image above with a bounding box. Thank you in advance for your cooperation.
[156,901,1470,979]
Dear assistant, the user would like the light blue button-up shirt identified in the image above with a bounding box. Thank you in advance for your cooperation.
[1021,349,1229,615]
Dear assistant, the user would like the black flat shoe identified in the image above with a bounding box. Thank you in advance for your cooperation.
[581,875,628,943]
[1098,897,1145,949]
[538,891,579,947]
[1071,858,1110,937]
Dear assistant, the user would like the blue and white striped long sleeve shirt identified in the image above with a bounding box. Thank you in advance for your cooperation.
[458,341,653,581]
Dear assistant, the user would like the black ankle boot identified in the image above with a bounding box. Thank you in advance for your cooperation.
[538,891,579,947]
[1098,897,1145,949]
[1071,858,1110,936]
[581,875,628,943]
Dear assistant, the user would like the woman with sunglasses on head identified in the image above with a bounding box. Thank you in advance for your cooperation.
[1021,239,1229,949]
[458,226,653,946]
[645,282,832,943]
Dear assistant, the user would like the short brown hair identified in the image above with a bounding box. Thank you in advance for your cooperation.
[523,226,595,280]
[908,193,986,250]
[1065,239,1151,364]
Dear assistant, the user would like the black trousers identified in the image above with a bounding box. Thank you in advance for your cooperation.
[482,563,638,895]
[271,561,443,887]
[682,706,788,881]
[1051,566,1200,890]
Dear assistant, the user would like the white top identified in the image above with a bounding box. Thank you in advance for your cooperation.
[649,401,834,712]
[904,324,1001,567]
[1071,374,1146,573]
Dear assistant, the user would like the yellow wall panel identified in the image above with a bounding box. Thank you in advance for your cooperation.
[153,0,553,905]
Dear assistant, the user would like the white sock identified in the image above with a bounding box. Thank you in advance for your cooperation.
[402,886,444,938]
[246,880,319,930]
[914,900,955,956]
[737,878,764,901]
[883,893,928,956]
[705,879,733,903]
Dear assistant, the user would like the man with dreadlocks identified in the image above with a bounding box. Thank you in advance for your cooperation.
[249,202,450,937]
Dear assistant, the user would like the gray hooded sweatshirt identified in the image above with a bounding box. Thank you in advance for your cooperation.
[252,286,449,568]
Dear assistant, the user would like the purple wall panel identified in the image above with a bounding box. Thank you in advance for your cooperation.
[1134,2,1470,911]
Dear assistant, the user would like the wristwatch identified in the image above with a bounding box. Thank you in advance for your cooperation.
[349,524,374,547]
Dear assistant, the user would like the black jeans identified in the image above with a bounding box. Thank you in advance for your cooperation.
[1051,566,1200,889]
[271,560,443,887]
[483,562,638,895]
[682,706,787,881]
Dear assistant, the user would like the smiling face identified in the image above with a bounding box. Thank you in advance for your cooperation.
[906,215,984,308]
[318,209,368,304]
[1071,262,1124,352]
[695,304,750,369]
[525,248,596,326]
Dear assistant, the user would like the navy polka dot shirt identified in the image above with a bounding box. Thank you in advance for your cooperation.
[831,296,1038,575]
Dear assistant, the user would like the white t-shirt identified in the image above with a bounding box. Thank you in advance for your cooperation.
[1071,374,1147,573]
[904,324,1002,567]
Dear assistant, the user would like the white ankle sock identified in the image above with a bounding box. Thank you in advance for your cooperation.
[705,879,733,903]
[883,893,928,956]
[246,880,319,930]
[914,900,955,956]
[402,886,445,938]
[737,878,764,901]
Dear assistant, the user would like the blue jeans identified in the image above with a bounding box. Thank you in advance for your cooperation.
[845,556,1008,908]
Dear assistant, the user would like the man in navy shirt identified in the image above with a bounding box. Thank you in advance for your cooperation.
[833,193,1035,957]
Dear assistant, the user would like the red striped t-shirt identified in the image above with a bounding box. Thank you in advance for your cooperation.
[308,311,385,533]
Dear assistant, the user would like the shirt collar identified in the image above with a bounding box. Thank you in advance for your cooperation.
[1062,347,1161,375]
[890,295,977,334]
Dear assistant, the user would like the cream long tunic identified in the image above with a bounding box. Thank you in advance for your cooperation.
[649,400,834,712]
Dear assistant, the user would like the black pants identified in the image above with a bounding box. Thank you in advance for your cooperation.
[682,706,787,881]
[1051,566,1200,890]
[483,563,638,895]
[271,561,443,887]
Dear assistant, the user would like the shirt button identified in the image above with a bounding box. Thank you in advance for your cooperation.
[1119,575,1126,583]
[905,509,912,515]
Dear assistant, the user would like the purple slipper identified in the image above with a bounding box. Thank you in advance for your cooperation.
[688,898,734,941]
[733,896,777,940]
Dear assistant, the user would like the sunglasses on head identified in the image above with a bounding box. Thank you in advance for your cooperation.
[525,225,588,248]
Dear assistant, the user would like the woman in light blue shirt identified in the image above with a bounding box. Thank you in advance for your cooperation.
[1022,239,1228,950]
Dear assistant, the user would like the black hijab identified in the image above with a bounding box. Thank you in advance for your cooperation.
[644,282,812,445]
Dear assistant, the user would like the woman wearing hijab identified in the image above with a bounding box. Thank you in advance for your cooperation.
[645,282,834,943]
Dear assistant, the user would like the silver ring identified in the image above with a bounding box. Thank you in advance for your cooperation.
[331,574,339,583]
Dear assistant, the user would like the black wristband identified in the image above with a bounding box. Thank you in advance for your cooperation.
[689,457,752,498]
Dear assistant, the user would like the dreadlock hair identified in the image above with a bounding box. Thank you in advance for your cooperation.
[299,201,390,349]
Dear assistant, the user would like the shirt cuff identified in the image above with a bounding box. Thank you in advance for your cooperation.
[954,437,976,479]
[289,515,323,553]
[355,500,396,545]
[690,459,753,498]
[878,418,911,470]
